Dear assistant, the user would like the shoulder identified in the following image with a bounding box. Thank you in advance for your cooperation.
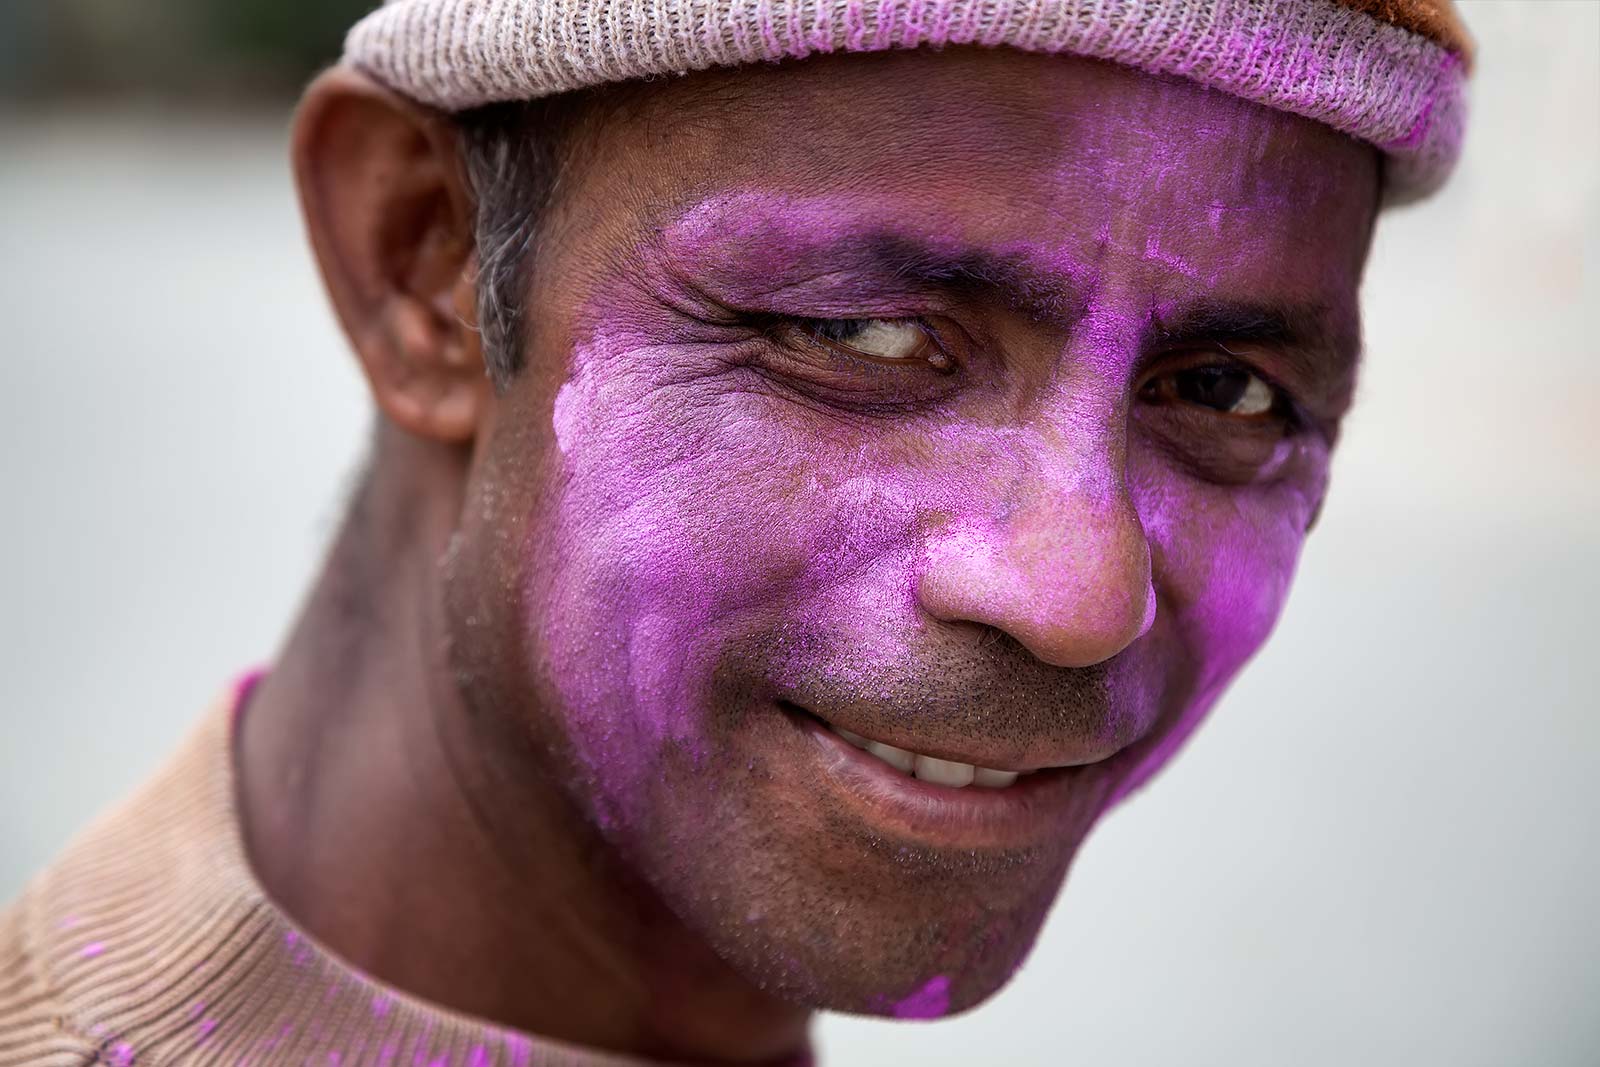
[0,885,91,1066]
[0,697,240,1067]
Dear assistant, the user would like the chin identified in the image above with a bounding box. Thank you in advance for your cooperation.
[661,817,1080,1021]
[757,899,1059,1019]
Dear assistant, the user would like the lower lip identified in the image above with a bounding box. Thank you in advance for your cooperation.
[784,708,1107,851]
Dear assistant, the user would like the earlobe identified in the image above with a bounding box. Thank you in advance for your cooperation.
[292,66,487,445]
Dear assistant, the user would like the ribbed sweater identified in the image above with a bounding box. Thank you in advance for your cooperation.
[0,683,678,1067]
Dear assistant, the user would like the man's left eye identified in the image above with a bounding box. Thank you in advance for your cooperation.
[803,318,951,369]
[1144,364,1280,417]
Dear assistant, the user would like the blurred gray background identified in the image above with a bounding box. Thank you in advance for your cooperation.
[2,2,1596,1064]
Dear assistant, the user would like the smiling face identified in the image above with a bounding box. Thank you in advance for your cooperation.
[442,48,1377,1017]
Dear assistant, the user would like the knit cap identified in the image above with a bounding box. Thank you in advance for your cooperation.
[343,0,1472,202]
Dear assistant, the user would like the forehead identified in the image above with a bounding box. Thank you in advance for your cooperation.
[558,46,1378,319]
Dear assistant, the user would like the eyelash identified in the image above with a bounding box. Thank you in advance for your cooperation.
[760,314,1308,428]
[1158,352,1308,430]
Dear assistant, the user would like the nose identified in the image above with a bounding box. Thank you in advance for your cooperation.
[917,464,1154,669]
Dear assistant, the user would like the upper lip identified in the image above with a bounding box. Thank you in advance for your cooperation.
[781,700,1127,773]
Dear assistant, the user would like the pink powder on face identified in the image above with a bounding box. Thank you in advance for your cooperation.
[552,381,582,454]
[892,974,952,1019]
[1143,233,1199,280]
[510,65,1361,1017]
[544,186,1334,990]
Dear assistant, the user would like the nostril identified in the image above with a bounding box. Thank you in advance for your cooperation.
[921,552,1150,666]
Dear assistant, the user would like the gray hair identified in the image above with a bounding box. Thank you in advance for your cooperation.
[454,96,586,385]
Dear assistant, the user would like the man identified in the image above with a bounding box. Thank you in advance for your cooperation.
[1,1,1471,1064]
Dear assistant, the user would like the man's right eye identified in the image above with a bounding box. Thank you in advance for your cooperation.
[1174,365,1277,416]
[1139,362,1289,421]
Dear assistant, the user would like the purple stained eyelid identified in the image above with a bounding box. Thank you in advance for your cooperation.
[656,196,1353,407]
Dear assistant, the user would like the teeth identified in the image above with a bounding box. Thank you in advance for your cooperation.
[913,755,974,788]
[865,741,916,773]
[835,727,869,749]
[972,767,1019,789]
[827,723,1022,789]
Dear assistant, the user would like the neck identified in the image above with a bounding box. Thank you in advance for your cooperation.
[236,424,810,1065]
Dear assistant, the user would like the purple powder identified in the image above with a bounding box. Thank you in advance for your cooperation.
[892,974,952,1019]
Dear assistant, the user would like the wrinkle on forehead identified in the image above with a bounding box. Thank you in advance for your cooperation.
[635,51,1377,223]
[653,137,1369,305]
[540,50,1378,374]
[653,190,1360,403]
[658,190,1101,314]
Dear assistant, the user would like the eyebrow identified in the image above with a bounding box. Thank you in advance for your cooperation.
[862,233,1093,325]
[1149,301,1359,391]
[660,211,1359,392]
[861,233,1357,385]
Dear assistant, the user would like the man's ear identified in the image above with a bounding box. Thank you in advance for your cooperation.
[292,66,486,444]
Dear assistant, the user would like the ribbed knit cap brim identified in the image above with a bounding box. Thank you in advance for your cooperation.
[343,0,1471,203]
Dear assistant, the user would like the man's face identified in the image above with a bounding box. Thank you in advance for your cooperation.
[445,48,1376,1015]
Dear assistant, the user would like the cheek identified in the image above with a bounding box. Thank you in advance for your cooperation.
[529,338,925,810]
[546,342,889,614]
[1133,441,1327,697]
[1106,446,1324,800]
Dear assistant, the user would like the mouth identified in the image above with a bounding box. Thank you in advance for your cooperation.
[776,701,1118,849]
[816,718,1026,789]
